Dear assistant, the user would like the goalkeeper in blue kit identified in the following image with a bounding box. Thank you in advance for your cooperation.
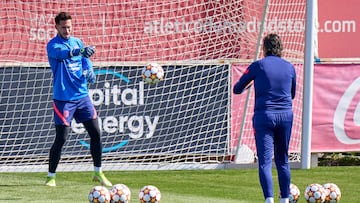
[45,12,112,187]
[233,34,296,203]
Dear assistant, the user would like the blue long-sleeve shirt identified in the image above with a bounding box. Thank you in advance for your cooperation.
[233,55,296,113]
[47,35,93,101]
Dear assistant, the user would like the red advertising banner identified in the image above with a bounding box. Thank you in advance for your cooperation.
[3,1,358,60]
[232,64,360,153]
[317,0,360,58]
[231,64,255,152]
[0,1,253,62]
[0,1,306,63]
[312,64,360,152]
[231,64,303,154]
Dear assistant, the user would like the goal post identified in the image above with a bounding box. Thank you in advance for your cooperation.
[0,0,307,172]
[301,0,317,169]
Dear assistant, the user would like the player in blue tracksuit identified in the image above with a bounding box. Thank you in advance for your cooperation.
[233,34,296,203]
[45,12,112,187]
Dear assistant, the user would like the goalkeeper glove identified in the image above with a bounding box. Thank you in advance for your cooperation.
[70,46,95,58]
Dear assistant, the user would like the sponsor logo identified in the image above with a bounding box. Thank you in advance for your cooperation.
[77,69,159,152]
[333,77,360,144]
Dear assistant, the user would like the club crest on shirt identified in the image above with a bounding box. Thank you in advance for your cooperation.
[63,110,69,118]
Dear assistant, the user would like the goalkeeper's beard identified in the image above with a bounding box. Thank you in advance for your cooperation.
[58,32,71,39]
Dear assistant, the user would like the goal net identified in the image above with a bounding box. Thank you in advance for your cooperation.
[0,0,306,172]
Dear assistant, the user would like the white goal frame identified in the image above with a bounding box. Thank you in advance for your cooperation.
[0,0,312,172]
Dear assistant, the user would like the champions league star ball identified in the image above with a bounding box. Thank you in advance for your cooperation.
[279,183,301,203]
[138,185,161,203]
[323,183,341,203]
[289,183,301,203]
[141,63,164,84]
[88,186,111,203]
[110,184,131,203]
[304,183,326,203]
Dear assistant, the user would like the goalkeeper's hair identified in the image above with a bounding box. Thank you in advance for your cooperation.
[263,33,283,57]
[55,12,72,25]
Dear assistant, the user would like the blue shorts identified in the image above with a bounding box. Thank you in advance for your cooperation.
[53,96,97,126]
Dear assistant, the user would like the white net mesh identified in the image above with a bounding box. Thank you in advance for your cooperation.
[0,0,306,171]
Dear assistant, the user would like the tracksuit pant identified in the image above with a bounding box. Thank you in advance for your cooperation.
[253,111,293,199]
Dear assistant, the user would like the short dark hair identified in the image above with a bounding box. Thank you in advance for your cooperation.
[263,33,283,57]
[55,12,72,25]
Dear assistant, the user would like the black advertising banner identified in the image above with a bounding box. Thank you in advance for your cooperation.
[0,65,229,161]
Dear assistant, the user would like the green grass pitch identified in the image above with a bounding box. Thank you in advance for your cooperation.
[0,166,358,202]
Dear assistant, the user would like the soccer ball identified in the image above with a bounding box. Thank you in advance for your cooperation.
[88,186,111,203]
[279,183,300,203]
[289,183,301,203]
[138,185,161,203]
[141,63,164,84]
[323,183,341,203]
[304,183,326,203]
[110,183,131,203]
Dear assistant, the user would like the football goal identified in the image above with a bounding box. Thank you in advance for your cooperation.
[0,0,307,172]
